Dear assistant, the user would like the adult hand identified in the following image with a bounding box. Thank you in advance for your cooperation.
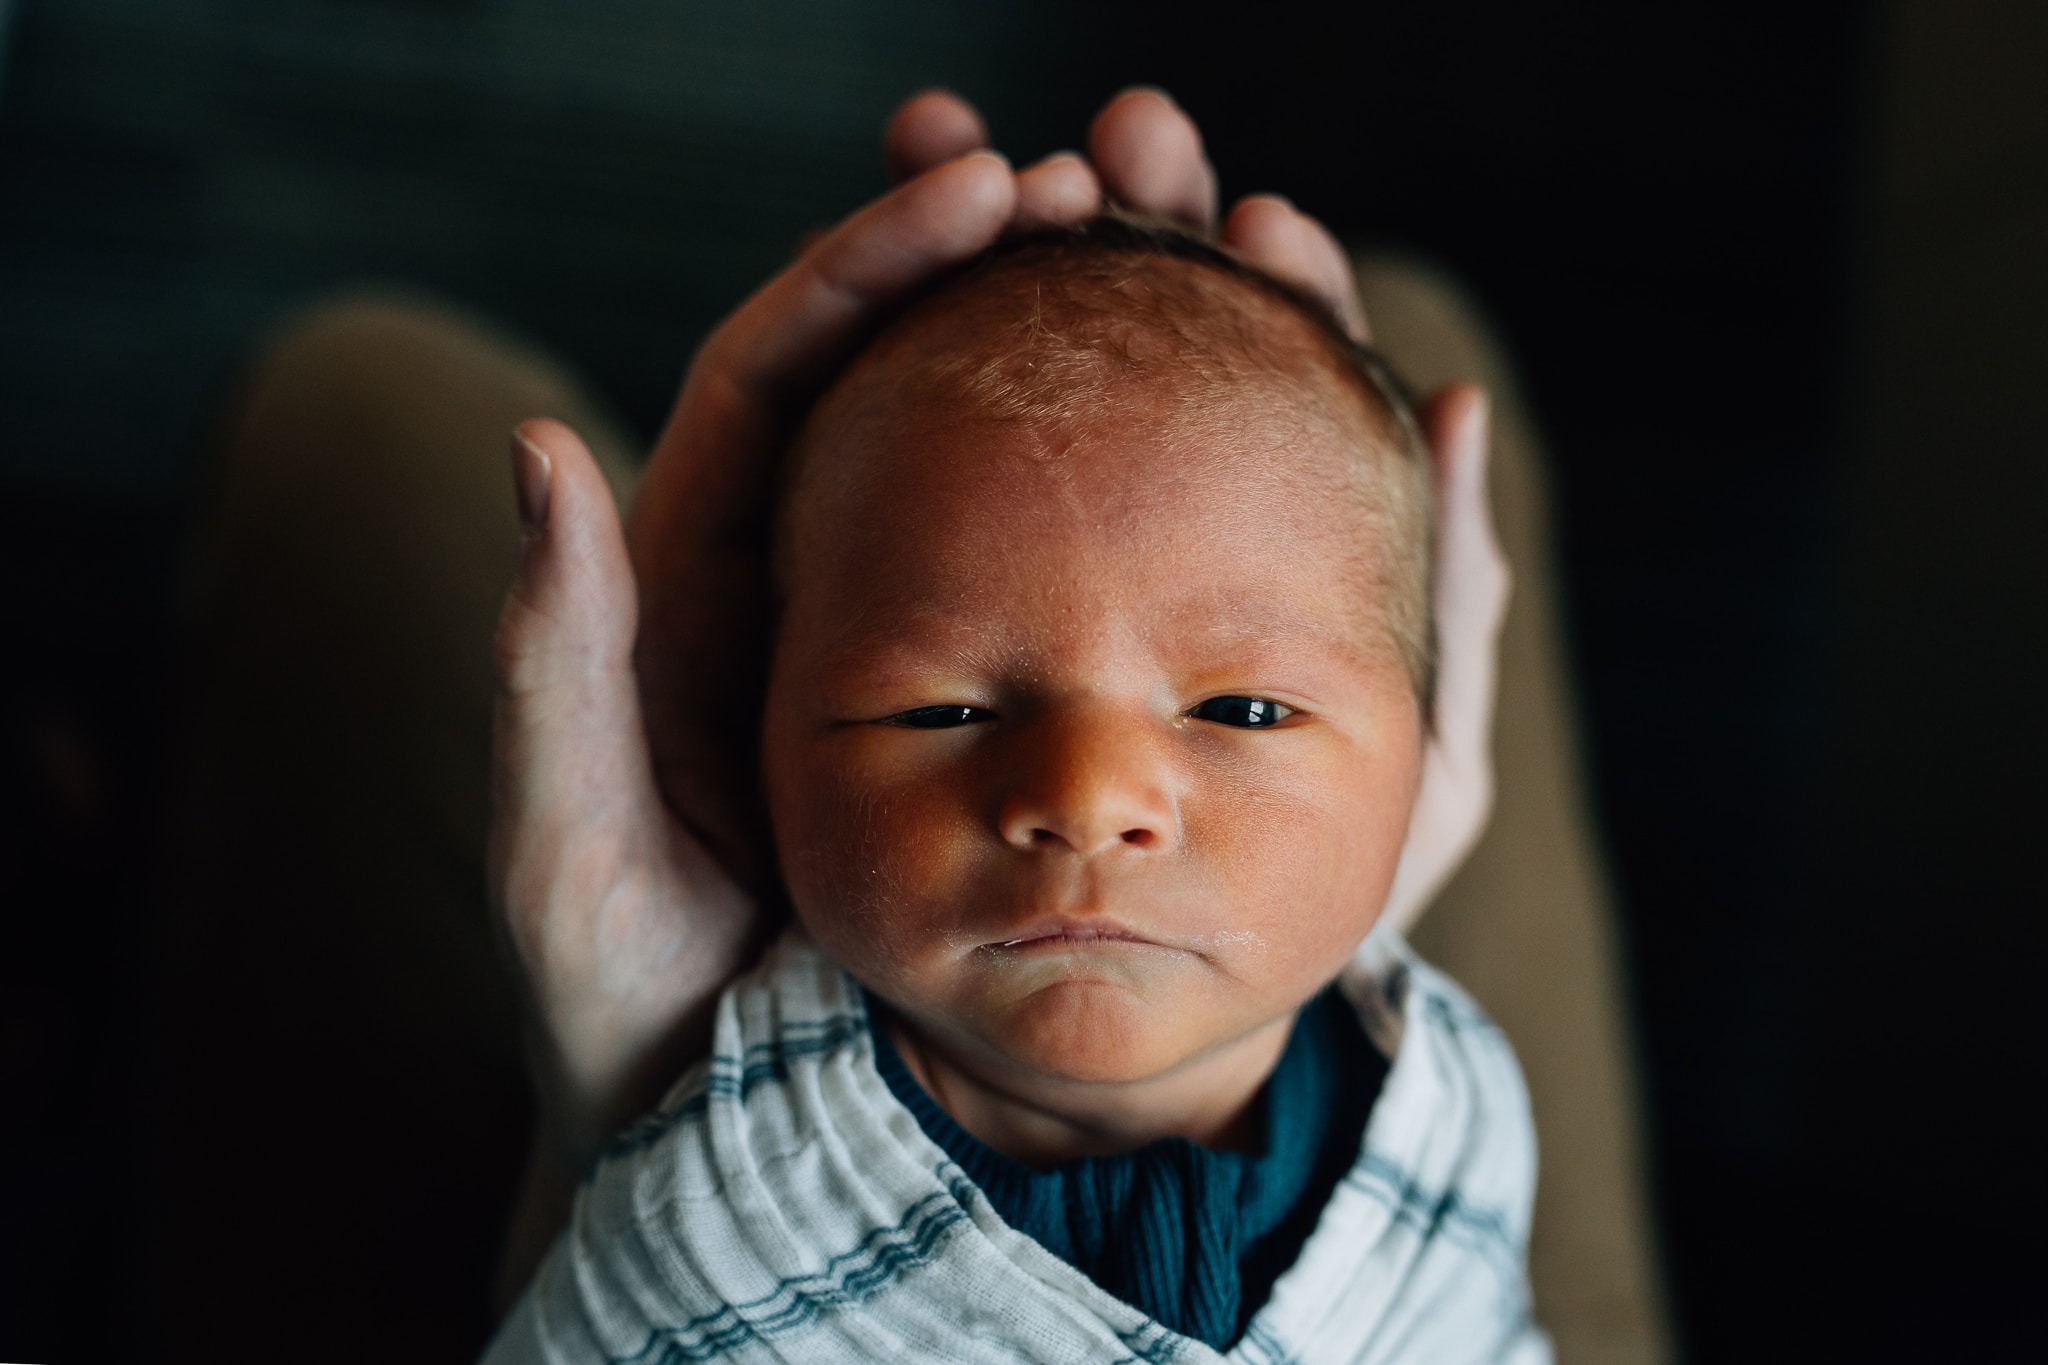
[1381,385,1505,938]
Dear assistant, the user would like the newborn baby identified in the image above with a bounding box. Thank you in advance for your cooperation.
[489,219,1545,1364]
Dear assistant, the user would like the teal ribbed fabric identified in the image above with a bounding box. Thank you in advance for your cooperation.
[868,990,1383,1350]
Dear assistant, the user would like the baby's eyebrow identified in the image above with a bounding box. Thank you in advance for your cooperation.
[814,607,1021,676]
[814,599,1377,683]
[1162,598,1379,659]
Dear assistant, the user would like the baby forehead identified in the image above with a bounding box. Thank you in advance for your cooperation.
[849,245,1379,428]
[797,282,1387,512]
[781,408,1392,660]
[788,379,1385,570]
[789,489,1390,673]
[778,262,1403,616]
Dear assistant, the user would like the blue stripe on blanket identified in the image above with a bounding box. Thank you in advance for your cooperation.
[610,1188,971,1364]
[1421,990,1500,1038]
[1114,1319,1194,1364]
[1343,1152,1521,1279]
[1237,1320,1299,1365]
[603,1011,871,1161]
[593,975,1522,1357]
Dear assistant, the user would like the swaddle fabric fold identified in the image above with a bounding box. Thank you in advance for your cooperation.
[487,929,1550,1364]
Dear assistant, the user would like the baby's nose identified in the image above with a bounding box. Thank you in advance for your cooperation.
[994,710,1178,857]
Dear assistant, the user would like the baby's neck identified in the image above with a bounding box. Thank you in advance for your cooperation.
[878,1004,1298,1168]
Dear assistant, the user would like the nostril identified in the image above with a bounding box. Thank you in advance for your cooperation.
[1016,826,1160,851]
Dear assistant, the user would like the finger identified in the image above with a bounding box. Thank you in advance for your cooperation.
[677,150,1014,442]
[642,148,1013,528]
[493,420,663,926]
[1374,384,1505,937]
[626,152,1017,888]
[1088,87,1218,229]
[1419,384,1509,747]
[1011,151,1102,232]
[884,89,990,183]
[499,419,638,694]
[1221,194,1370,340]
[638,148,1014,540]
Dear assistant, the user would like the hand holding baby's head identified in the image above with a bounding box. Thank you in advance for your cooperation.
[759,217,1432,1162]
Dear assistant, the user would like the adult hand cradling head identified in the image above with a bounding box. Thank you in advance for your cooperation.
[486,89,1506,1247]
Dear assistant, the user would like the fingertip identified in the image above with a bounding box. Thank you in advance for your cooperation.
[1089,87,1215,228]
[1012,151,1102,231]
[517,416,597,461]
[1220,194,1294,252]
[510,422,555,533]
[884,89,990,183]
[718,145,1020,394]
[512,418,610,535]
[1229,190,1295,215]
[920,146,1018,232]
[1223,195,1368,340]
[1419,384,1492,497]
[1446,383,1490,454]
[1098,85,1184,126]
[818,146,1016,277]
[959,146,1013,172]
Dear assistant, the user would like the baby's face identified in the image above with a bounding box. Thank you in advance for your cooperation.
[762,373,1422,1093]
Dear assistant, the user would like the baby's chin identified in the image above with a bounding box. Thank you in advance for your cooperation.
[799,904,1306,1088]
[994,992,1194,1084]
[946,964,1257,1087]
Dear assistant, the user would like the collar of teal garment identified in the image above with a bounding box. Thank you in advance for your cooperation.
[866,988,1384,1351]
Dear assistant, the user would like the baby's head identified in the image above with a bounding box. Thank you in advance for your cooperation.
[761,218,1431,1101]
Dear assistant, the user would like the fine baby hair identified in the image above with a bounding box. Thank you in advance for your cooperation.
[776,213,1438,707]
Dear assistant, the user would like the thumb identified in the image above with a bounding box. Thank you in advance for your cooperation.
[491,419,660,936]
[499,418,637,692]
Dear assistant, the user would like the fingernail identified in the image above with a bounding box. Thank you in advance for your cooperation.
[511,428,552,532]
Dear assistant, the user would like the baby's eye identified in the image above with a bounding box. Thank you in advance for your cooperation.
[885,705,994,729]
[1188,696,1294,729]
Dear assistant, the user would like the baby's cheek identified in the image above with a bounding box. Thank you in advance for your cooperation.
[778,767,968,980]
[1202,757,1407,976]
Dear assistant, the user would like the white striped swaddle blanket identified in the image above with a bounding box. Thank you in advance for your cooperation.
[487,928,1550,1364]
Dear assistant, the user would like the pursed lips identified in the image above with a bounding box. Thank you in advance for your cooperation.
[985,919,1162,950]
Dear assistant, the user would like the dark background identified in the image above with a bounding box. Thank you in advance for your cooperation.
[3,0,2041,1359]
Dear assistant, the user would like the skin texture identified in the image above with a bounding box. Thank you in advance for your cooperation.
[762,311,1423,1163]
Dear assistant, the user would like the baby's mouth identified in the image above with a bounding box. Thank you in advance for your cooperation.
[986,918,1159,950]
